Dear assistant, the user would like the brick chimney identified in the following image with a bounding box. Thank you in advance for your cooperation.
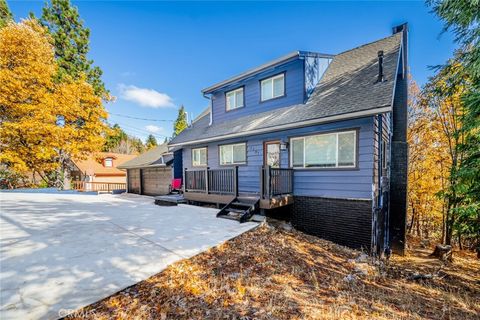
[389,23,409,255]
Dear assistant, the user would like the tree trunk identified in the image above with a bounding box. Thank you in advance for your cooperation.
[416,213,422,238]
[441,207,446,244]
[62,158,71,190]
[408,207,416,234]
[445,200,453,245]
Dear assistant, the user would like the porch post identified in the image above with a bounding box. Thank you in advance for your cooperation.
[205,167,209,194]
[260,166,264,199]
[233,166,238,197]
[183,168,187,193]
[265,165,271,198]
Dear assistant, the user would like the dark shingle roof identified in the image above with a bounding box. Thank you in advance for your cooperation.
[117,144,172,169]
[170,32,402,146]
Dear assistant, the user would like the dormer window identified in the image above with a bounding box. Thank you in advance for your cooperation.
[261,73,285,102]
[226,87,244,111]
[104,157,113,167]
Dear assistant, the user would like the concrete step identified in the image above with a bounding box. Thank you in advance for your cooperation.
[251,214,266,222]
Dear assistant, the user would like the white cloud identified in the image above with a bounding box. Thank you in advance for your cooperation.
[145,125,163,134]
[118,84,175,108]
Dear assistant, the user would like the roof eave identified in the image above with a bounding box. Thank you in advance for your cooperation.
[169,106,392,147]
[117,163,169,170]
[202,51,300,94]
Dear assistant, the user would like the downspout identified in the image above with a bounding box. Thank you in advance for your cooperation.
[377,115,384,255]
[371,114,384,257]
[384,113,393,254]
[203,93,213,126]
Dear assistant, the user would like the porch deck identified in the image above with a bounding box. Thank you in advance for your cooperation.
[183,166,294,209]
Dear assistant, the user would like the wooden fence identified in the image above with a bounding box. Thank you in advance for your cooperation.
[72,181,126,192]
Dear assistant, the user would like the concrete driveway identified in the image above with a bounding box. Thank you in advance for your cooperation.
[0,192,257,319]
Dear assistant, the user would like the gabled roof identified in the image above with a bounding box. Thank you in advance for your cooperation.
[170,31,403,146]
[117,144,172,169]
[73,152,136,176]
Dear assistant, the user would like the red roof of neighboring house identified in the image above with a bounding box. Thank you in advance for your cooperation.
[72,152,137,176]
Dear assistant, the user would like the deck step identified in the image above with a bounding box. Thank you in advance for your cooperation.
[216,196,260,223]
[226,207,246,214]
[219,214,242,221]
[231,202,254,207]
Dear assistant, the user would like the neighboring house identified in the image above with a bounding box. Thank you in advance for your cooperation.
[71,152,136,184]
[117,144,174,196]
[169,25,409,255]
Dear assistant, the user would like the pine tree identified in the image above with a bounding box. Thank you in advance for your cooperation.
[145,134,158,150]
[173,105,188,136]
[0,0,13,29]
[103,124,146,154]
[103,124,127,152]
[38,0,108,98]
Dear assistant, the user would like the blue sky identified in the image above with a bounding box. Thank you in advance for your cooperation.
[9,1,456,141]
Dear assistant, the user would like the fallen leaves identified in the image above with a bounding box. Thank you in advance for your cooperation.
[68,224,480,320]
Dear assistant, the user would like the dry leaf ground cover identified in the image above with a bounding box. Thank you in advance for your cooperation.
[69,223,479,320]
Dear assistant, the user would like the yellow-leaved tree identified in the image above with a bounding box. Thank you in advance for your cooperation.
[408,63,469,245]
[407,79,447,239]
[0,19,107,187]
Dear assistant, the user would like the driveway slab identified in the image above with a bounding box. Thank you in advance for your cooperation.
[0,192,257,319]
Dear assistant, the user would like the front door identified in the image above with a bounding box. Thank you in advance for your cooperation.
[264,141,281,168]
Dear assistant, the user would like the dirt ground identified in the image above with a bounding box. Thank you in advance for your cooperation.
[69,223,480,320]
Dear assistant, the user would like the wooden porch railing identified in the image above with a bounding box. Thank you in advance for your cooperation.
[72,181,126,192]
[184,167,238,195]
[261,166,294,199]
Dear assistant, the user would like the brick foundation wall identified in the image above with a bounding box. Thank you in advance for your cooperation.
[292,196,372,250]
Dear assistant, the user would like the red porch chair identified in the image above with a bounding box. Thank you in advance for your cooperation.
[169,178,182,194]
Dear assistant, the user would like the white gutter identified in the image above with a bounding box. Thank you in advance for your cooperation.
[169,106,392,147]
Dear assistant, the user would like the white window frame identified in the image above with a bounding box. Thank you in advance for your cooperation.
[104,158,113,167]
[289,130,357,169]
[225,87,244,111]
[219,143,247,165]
[260,73,285,102]
[192,147,207,167]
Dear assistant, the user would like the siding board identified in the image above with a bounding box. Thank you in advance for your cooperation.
[182,117,374,199]
[211,59,305,124]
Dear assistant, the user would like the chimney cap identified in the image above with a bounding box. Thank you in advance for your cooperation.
[378,50,384,57]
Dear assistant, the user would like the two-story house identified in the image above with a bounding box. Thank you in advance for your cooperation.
[169,24,409,255]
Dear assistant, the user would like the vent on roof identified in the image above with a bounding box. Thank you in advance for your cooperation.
[377,50,385,83]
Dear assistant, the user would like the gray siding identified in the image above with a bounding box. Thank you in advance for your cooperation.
[183,117,374,200]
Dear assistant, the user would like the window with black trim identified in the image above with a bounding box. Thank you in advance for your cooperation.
[219,143,246,165]
[192,147,207,166]
[261,73,285,101]
[290,131,356,168]
[226,87,244,111]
